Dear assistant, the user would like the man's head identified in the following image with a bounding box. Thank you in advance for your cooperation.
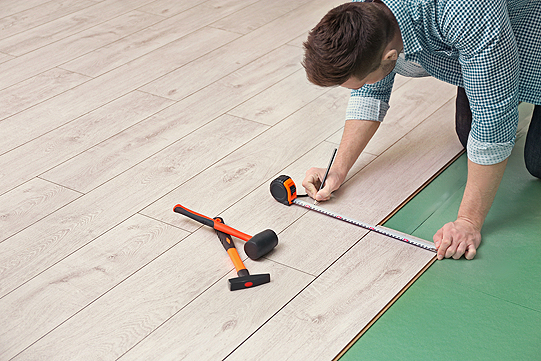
[303,1,401,89]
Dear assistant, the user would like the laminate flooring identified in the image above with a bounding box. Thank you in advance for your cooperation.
[0,1,463,360]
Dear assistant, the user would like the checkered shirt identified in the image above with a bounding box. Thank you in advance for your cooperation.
[348,0,541,165]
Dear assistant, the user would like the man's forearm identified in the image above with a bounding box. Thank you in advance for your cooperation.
[333,119,380,182]
[458,158,508,229]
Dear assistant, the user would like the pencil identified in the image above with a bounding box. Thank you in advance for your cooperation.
[315,148,337,205]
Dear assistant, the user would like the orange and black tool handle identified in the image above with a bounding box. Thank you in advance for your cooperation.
[214,218,249,278]
[173,204,252,242]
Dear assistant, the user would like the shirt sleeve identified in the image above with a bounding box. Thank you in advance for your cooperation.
[440,0,520,165]
[346,71,396,122]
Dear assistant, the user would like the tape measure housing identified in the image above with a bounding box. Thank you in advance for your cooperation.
[270,175,297,205]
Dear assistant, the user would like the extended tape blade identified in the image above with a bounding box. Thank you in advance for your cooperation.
[292,198,436,253]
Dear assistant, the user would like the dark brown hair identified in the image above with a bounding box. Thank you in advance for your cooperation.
[302,2,396,87]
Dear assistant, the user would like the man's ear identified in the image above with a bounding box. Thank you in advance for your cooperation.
[382,48,399,61]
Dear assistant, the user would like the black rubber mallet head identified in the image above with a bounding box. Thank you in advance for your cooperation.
[215,227,270,291]
[173,204,278,260]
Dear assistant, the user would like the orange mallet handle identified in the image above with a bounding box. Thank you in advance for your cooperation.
[173,204,252,241]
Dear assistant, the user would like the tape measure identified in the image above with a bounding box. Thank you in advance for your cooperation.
[270,175,436,252]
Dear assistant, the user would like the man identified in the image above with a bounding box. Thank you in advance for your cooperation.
[301,0,540,260]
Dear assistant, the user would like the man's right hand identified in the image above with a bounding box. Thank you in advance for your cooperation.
[302,167,343,202]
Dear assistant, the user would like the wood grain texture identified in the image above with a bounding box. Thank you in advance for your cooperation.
[0,1,158,56]
[139,87,351,233]
[9,228,274,361]
[41,44,298,193]
[0,214,189,360]
[137,0,209,17]
[0,115,267,298]
[0,91,174,195]
[0,67,90,121]
[0,8,163,90]
[0,0,98,41]
[0,26,238,154]
[226,232,436,361]
[119,259,314,361]
[60,0,257,77]
[227,69,329,125]
[139,0,345,100]
[0,178,80,242]
[210,0,310,35]
[0,0,53,19]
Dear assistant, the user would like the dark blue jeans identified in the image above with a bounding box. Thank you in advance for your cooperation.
[455,87,541,178]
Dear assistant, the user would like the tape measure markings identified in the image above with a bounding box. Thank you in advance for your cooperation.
[292,198,437,252]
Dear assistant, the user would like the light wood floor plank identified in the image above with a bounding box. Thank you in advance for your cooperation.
[0,214,189,361]
[136,0,209,17]
[0,0,99,41]
[0,0,53,19]
[41,44,297,193]
[0,52,14,64]
[0,178,81,243]
[60,0,259,77]
[0,26,239,154]
[0,91,174,195]
[0,114,267,298]
[226,232,435,361]
[210,0,310,35]
[227,69,329,126]
[0,0,158,56]
[118,258,314,361]
[9,228,296,361]
[0,9,164,91]
[139,87,351,233]
[139,0,345,101]
[0,67,90,121]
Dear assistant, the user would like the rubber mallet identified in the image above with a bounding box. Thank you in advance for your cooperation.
[173,204,278,260]
[214,220,270,291]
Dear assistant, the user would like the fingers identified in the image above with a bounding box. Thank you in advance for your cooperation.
[302,169,322,199]
[434,221,481,260]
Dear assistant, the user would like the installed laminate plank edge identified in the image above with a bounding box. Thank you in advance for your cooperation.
[0,8,164,91]
[225,232,435,361]
[9,229,309,361]
[227,69,329,126]
[0,1,159,56]
[0,91,174,195]
[0,0,52,19]
[0,68,90,121]
[0,114,268,298]
[60,0,259,77]
[42,45,301,193]
[139,87,351,233]
[0,214,189,361]
[0,178,80,242]
[0,0,98,41]
[117,258,313,361]
[0,26,239,154]
[139,0,345,101]
[210,0,310,35]
[137,0,209,17]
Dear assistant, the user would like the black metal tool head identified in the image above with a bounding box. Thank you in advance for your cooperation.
[228,273,271,291]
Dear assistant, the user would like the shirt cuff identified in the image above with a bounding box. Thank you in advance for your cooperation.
[466,134,515,165]
[345,96,390,122]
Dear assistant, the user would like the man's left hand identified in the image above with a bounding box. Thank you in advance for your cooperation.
[433,217,481,260]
